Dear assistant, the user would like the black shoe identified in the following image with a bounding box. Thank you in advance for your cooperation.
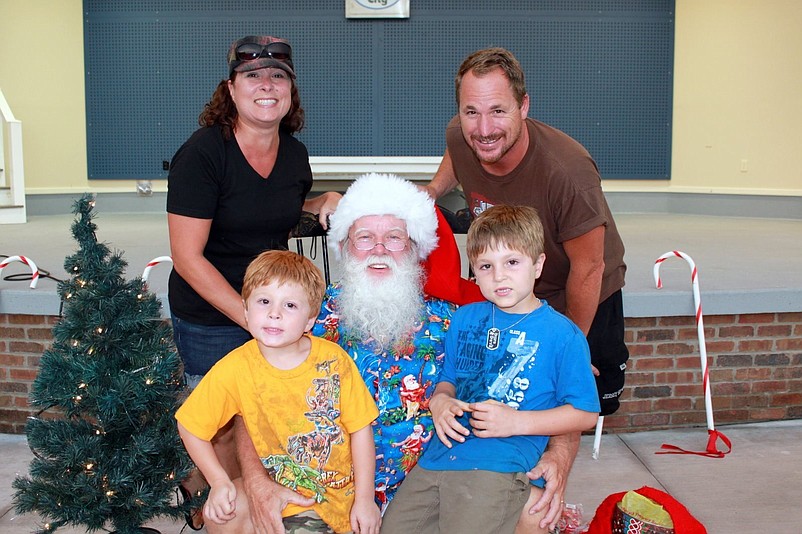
[178,484,204,531]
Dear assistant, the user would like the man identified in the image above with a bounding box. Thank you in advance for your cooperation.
[231,173,574,533]
[423,47,629,418]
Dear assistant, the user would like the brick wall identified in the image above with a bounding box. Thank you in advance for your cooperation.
[0,314,58,433]
[2,312,801,435]
[604,312,802,432]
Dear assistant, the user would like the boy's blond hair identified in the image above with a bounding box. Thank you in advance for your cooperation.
[242,250,325,317]
[467,205,545,265]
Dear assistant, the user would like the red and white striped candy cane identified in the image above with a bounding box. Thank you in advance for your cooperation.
[654,250,731,458]
[142,256,173,283]
[0,255,40,289]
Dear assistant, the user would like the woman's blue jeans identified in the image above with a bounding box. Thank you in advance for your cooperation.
[171,316,251,388]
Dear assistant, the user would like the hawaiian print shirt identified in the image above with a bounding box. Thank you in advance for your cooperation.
[311,283,456,511]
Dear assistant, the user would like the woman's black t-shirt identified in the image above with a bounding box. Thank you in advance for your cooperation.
[166,125,313,325]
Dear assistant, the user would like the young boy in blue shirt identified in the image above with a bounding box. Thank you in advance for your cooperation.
[382,205,600,534]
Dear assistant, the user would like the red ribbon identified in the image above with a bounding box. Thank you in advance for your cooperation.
[656,428,732,458]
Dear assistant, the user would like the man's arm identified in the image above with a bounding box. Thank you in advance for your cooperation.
[422,149,459,200]
[528,227,600,529]
[232,416,314,534]
[562,225,605,336]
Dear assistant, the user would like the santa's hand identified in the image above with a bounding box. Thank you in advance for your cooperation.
[469,399,519,438]
[526,439,574,530]
[245,474,314,533]
[430,392,471,448]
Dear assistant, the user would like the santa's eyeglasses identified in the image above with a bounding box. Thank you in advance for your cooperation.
[349,233,409,252]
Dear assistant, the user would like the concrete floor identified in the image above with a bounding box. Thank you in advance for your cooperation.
[2,420,802,533]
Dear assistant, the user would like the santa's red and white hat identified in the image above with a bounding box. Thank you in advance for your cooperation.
[328,173,438,261]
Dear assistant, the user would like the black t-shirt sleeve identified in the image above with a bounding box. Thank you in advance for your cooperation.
[166,127,225,220]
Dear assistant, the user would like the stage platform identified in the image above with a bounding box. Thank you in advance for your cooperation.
[2,191,801,319]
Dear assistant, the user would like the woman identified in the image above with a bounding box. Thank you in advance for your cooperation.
[167,35,339,529]
[167,35,339,387]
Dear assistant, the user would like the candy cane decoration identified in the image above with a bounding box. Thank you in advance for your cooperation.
[142,256,173,283]
[0,255,40,289]
[653,250,731,458]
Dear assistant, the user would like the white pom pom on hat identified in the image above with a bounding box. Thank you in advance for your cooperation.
[328,173,438,261]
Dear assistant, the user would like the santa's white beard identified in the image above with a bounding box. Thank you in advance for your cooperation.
[337,251,424,348]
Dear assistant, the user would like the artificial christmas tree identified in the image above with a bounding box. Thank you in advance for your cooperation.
[13,195,200,534]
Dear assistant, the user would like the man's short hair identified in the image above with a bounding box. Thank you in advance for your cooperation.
[467,205,545,265]
[455,47,527,108]
[242,250,325,315]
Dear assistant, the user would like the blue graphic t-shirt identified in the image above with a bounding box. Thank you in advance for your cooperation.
[418,300,599,487]
[311,283,456,511]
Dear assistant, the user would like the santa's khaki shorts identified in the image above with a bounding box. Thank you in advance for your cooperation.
[381,467,530,534]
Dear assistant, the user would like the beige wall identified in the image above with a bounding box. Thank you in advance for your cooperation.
[0,0,87,192]
[666,0,802,195]
[1,0,800,196]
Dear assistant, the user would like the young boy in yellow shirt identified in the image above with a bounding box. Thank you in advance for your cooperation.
[177,250,380,533]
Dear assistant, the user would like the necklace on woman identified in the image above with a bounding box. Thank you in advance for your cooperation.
[486,303,538,350]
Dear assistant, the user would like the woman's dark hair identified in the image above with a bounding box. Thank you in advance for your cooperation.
[198,74,305,138]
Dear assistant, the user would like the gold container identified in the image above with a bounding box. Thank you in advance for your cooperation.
[612,502,675,534]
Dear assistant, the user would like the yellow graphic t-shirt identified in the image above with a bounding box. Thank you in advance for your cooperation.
[176,335,379,532]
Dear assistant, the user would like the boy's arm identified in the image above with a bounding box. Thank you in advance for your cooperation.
[349,425,381,534]
[468,401,598,438]
[177,421,237,524]
[429,381,472,448]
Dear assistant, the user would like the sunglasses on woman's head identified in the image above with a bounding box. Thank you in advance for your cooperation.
[236,42,292,62]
